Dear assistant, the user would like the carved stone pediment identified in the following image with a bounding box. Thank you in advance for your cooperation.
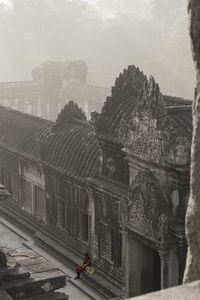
[55,100,86,130]
[118,76,191,166]
[124,170,169,241]
[135,75,166,121]
[111,65,147,98]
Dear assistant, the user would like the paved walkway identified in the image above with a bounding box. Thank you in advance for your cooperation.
[0,217,104,300]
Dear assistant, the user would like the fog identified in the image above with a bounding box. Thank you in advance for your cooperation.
[0,0,195,99]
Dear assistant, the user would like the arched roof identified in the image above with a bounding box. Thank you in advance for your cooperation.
[42,101,101,180]
[0,106,52,161]
[42,121,101,180]
[0,104,101,181]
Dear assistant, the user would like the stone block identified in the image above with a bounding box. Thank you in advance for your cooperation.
[0,287,13,300]
[130,280,200,300]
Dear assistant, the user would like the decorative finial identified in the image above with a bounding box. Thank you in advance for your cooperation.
[55,100,86,129]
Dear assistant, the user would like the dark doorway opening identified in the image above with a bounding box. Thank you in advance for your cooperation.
[128,233,161,297]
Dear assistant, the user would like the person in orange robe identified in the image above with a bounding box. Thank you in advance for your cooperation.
[74,253,91,280]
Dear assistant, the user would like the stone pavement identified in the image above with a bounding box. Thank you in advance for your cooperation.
[0,287,13,300]
[0,217,104,300]
[131,280,200,300]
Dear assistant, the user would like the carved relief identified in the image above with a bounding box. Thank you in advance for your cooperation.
[167,136,191,165]
[118,76,191,166]
[105,156,116,177]
[55,100,86,130]
[111,65,147,97]
[125,171,169,240]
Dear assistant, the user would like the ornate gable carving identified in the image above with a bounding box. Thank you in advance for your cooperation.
[55,100,86,129]
[118,76,191,166]
[135,75,167,122]
[111,65,147,97]
[124,170,169,241]
[101,65,147,117]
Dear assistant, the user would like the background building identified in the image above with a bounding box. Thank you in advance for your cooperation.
[0,61,110,120]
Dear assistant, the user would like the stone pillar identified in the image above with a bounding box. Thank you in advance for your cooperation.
[177,233,187,283]
[158,249,169,289]
[18,161,22,207]
[184,0,200,283]
[121,227,129,299]
[168,247,179,287]
[158,213,170,289]
[120,195,129,299]
[88,189,98,259]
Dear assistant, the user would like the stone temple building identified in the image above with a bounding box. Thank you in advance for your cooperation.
[0,60,110,120]
[0,65,192,298]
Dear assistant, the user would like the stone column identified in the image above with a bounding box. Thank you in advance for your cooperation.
[158,249,169,289]
[168,247,179,287]
[184,0,200,283]
[120,196,129,299]
[158,213,170,289]
[121,227,129,299]
[88,189,98,259]
[177,233,187,283]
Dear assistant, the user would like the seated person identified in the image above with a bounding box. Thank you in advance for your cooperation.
[74,253,91,280]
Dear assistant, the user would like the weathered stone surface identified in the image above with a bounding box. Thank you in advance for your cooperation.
[183,0,200,283]
[4,270,66,299]
[23,292,68,300]
[129,280,200,300]
[0,287,13,300]
[0,244,67,300]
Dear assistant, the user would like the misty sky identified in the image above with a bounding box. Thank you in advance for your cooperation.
[0,0,195,99]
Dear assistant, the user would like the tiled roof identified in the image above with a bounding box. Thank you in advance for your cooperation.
[167,105,192,136]
[0,104,101,180]
[0,106,53,161]
[0,103,101,181]
[41,101,101,180]
[42,121,101,180]
[164,95,192,106]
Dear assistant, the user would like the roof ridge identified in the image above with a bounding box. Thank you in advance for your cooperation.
[164,94,192,104]
[0,106,54,126]
[167,105,192,112]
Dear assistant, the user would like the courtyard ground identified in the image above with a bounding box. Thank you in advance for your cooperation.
[0,216,104,300]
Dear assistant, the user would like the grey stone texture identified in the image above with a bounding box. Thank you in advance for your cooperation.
[184,0,200,283]
[130,280,200,300]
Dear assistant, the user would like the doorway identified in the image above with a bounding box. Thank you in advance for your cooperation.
[128,232,161,297]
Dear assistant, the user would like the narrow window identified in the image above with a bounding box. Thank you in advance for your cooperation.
[79,210,89,243]
[57,199,66,229]
[100,225,113,262]
[34,185,45,220]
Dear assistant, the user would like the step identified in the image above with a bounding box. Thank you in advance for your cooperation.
[35,231,121,299]
[4,269,66,299]
[23,291,68,300]
[0,288,13,300]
